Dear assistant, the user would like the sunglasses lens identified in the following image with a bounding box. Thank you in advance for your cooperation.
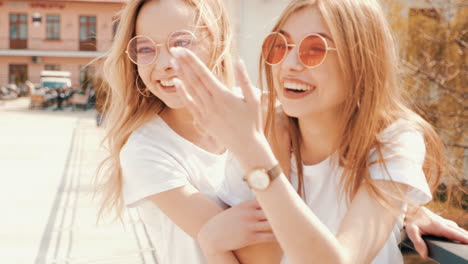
[262,33,287,65]
[299,35,327,67]
[127,36,158,65]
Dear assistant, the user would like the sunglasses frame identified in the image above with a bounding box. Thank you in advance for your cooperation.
[262,32,337,68]
[125,30,197,66]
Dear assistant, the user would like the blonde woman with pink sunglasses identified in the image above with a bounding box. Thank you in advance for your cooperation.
[95,0,283,263]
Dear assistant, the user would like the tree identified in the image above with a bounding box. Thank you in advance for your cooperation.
[383,0,467,191]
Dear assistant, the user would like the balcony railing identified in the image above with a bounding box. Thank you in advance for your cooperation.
[424,235,468,263]
[79,39,97,51]
[403,235,468,263]
[10,39,27,49]
[0,37,113,52]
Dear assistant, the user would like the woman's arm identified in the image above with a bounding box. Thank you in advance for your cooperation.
[267,106,292,179]
[228,134,404,264]
[253,170,404,264]
[147,185,224,238]
[196,199,282,264]
[148,185,281,263]
[148,185,238,262]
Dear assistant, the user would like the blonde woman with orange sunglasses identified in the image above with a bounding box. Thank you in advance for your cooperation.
[171,0,468,263]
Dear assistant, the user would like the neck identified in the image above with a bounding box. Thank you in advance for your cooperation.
[297,109,342,165]
[161,107,225,154]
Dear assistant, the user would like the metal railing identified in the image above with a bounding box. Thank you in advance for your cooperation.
[403,235,468,263]
[424,235,468,264]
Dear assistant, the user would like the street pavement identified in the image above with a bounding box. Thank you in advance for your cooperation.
[0,98,158,264]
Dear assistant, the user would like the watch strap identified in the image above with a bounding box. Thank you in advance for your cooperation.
[267,164,282,182]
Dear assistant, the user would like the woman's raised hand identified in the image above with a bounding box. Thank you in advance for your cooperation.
[171,47,275,169]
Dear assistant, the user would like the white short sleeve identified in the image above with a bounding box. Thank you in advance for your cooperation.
[369,127,431,205]
[120,143,190,207]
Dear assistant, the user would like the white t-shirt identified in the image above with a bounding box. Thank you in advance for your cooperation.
[219,119,431,264]
[120,116,229,264]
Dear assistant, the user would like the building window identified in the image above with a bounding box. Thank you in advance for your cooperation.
[46,15,60,40]
[9,64,28,85]
[45,64,61,71]
[10,13,28,49]
[79,16,97,51]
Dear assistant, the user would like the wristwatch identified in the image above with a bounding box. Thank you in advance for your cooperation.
[243,164,283,191]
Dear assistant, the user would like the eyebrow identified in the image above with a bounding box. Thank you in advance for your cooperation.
[279,29,334,42]
[136,39,152,45]
[170,31,190,38]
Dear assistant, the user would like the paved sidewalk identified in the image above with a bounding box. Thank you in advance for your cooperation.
[0,98,158,264]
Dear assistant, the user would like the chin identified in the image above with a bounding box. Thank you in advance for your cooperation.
[152,92,184,109]
[281,105,305,118]
[280,103,322,119]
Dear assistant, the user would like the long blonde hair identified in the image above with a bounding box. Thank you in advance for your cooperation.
[95,0,234,219]
[262,0,446,205]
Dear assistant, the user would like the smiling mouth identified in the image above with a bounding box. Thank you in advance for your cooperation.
[159,79,175,87]
[283,80,316,93]
[157,78,177,93]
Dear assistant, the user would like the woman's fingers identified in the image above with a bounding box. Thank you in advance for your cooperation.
[253,232,277,244]
[254,209,267,220]
[235,59,256,103]
[172,47,225,97]
[171,58,208,108]
[406,224,428,259]
[174,78,202,121]
[254,220,272,232]
[444,223,468,243]
[431,217,468,243]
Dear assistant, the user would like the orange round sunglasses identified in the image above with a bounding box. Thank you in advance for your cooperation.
[262,32,337,68]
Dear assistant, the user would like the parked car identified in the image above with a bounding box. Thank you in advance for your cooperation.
[40,70,71,90]
[28,71,72,109]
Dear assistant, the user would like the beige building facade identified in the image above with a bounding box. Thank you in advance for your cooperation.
[0,0,290,89]
[3,0,460,89]
[0,0,124,89]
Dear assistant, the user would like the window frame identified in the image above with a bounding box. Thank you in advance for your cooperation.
[46,14,61,40]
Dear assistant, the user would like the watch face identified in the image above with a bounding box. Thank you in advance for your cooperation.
[250,171,270,190]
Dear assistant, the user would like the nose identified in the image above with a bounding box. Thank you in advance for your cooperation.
[282,45,304,72]
[155,47,173,73]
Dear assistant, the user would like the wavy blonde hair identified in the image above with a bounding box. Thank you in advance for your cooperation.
[95,0,234,219]
[262,0,446,206]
